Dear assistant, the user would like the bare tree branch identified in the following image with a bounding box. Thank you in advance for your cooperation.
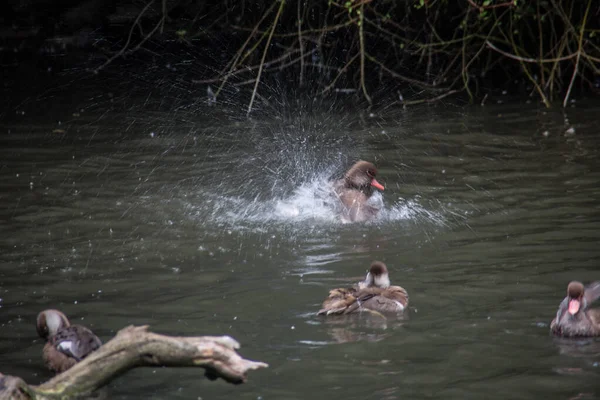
[1,326,267,400]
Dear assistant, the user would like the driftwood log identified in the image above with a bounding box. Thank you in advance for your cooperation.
[0,325,268,400]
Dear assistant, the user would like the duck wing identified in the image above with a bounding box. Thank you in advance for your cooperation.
[585,308,600,335]
[584,281,600,307]
[356,286,409,313]
[317,287,358,315]
[551,296,569,327]
[382,285,409,307]
[52,325,102,361]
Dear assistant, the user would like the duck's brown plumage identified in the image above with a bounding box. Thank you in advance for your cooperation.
[37,309,102,373]
[345,285,409,314]
[318,287,360,315]
[317,261,408,315]
[551,281,600,337]
[333,161,385,222]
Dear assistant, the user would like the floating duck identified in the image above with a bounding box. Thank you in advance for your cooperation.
[318,261,408,315]
[36,309,102,373]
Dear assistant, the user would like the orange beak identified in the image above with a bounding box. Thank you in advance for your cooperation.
[371,178,384,191]
[568,299,580,315]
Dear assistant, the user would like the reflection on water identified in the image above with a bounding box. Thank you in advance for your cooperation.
[317,311,408,344]
[0,97,600,399]
[553,337,600,361]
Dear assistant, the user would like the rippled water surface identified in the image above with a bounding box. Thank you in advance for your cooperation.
[1,94,600,399]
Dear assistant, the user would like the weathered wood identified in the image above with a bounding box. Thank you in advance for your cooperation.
[0,373,36,400]
[1,326,267,400]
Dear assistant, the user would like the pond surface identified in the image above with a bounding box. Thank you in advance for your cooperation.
[1,87,599,399]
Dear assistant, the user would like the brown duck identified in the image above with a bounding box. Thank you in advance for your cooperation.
[551,281,600,337]
[333,161,385,222]
[36,309,102,373]
[317,261,409,315]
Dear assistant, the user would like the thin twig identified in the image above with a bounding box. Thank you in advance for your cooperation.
[94,0,157,73]
[506,22,550,107]
[358,2,372,104]
[366,53,449,90]
[563,0,592,107]
[230,18,358,38]
[461,11,472,102]
[247,0,286,116]
[193,46,307,84]
[160,0,166,34]
[486,40,577,63]
[297,0,305,86]
[536,0,545,87]
[401,89,462,106]
[322,52,360,94]
[466,0,514,11]
[215,1,279,99]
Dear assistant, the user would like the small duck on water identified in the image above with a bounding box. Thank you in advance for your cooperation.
[318,261,409,316]
[551,281,600,337]
[36,309,102,373]
[332,161,385,222]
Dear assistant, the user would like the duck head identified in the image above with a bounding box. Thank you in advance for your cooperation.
[37,309,71,340]
[344,161,385,193]
[359,261,391,289]
[566,281,585,315]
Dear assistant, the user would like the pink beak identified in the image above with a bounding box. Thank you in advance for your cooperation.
[568,299,580,315]
[371,178,384,191]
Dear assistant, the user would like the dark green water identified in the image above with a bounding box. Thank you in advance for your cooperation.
[1,98,599,399]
